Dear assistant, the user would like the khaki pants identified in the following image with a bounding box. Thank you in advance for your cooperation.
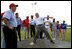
[61,29,65,40]
[43,28,50,38]
[24,27,29,38]
[56,29,60,39]
[51,29,56,39]
[33,24,52,42]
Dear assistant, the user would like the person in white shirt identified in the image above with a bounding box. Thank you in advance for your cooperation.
[30,13,55,45]
[43,15,53,38]
[29,15,35,38]
[51,18,57,40]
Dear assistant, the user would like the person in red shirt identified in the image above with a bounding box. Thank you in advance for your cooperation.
[1,12,6,48]
[22,16,29,39]
[1,12,5,26]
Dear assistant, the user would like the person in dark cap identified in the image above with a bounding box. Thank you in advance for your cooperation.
[29,15,35,38]
[3,3,18,48]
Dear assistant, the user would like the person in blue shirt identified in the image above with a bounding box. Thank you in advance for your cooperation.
[56,21,60,40]
[60,20,67,40]
[3,3,18,48]
[15,13,22,41]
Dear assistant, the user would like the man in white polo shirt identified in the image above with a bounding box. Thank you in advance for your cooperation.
[30,13,55,45]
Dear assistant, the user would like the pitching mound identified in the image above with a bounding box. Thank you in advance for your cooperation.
[17,38,71,48]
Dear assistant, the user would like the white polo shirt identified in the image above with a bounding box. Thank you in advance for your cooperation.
[35,17,44,25]
[29,19,35,25]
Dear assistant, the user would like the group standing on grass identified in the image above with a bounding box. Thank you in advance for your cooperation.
[1,3,67,48]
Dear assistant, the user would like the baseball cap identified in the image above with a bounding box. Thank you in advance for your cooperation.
[9,3,18,8]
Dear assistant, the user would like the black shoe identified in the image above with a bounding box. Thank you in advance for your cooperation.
[50,40,55,44]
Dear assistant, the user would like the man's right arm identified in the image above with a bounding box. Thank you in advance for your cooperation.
[49,17,53,19]
[3,18,9,26]
[3,17,14,29]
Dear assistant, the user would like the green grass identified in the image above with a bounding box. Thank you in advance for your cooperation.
[64,28,71,41]
[49,28,71,41]
[1,28,71,42]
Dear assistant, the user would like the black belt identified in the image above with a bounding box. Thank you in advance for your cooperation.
[4,25,16,30]
[46,25,49,26]
[38,24,43,26]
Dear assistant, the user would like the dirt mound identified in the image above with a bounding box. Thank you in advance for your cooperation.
[17,38,71,48]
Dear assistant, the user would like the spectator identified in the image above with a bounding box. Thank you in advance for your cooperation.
[60,20,67,40]
[15,13,22,41]
[3,3,18,48]
[29,15,35,38]
[51,18,57,40]
[56,21,60,40]
[22,16,29,39]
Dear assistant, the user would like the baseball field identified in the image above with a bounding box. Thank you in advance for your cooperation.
[1,28,71,42]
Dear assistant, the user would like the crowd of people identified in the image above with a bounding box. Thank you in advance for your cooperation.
[1,3,67,48]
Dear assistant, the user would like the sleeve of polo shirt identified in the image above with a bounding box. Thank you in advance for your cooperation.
[3,11,11,20]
